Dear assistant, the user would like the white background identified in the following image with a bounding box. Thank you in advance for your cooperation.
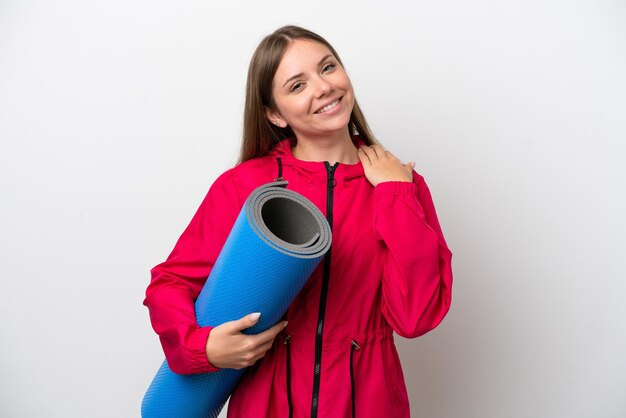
[1,1,625,417]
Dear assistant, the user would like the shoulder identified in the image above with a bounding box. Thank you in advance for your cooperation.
[212,154,277,184]
[411,170,426,187]
[209,154,279,204]
[230,154,279,184]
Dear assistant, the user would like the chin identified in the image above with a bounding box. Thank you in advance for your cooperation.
[322,118,352,132]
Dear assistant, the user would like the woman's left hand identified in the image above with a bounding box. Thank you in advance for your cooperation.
[358,145,415,187]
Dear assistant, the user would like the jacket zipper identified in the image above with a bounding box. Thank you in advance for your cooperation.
[350,340,361,418]
[284,334,293,418]
[310,161,338,418]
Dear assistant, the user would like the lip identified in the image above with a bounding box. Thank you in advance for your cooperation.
[314,96,343,115]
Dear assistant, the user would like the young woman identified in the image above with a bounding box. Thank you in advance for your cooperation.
[144,25,453,418]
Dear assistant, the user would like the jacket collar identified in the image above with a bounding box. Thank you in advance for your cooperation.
[268,136,366,184]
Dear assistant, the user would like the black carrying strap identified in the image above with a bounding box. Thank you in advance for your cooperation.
[274,157,284,182]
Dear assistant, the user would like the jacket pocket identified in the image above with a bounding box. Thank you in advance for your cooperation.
[350,339,361,418]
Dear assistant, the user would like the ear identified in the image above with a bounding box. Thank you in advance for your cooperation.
[265,107,287,128]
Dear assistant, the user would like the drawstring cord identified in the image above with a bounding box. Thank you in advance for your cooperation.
[284,334,293,418]
[350,340,360,418]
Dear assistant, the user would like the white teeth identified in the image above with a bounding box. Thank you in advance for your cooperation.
[316,99,339,114]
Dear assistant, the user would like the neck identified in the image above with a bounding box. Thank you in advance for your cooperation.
[291,130,359,165]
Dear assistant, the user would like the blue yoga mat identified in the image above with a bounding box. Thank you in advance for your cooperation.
[142,181,331,418]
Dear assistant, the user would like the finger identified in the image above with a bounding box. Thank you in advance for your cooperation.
[357,147,372,165]
[248,343,272,366]
[253,321,287,345]
[254,340,275,357]
[228,312,261,333]
[267,321,288,340]
[248,337,277,366]
[370,144,384,159]
[360,145,379,161]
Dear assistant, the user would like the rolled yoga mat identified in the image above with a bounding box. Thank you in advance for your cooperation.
[142,181,332,418]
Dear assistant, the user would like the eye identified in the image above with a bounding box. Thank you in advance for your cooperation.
[290,81,304,93]
[322,63,336,74]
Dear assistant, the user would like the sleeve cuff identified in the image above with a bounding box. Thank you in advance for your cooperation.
[374,180,428,225]
[191,326,221,373]
[374,180,418,196]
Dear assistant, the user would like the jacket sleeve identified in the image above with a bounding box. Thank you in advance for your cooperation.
[374,173,453,338]
[143,170,242,374]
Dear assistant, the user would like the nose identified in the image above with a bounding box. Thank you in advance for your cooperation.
[314,76,333,98]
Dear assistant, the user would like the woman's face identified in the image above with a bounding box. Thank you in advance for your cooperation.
[267,39,355,142]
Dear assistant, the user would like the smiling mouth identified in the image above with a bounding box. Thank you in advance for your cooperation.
[314,97,342,114]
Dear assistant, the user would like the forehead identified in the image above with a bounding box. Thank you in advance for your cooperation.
[275,40,334,78]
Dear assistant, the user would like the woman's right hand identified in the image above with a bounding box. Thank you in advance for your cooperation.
[205,313,287,369]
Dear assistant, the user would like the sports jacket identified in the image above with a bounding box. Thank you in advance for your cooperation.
[144,136,453,417]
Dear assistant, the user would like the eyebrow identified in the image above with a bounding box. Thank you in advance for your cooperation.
[281,54,334,88]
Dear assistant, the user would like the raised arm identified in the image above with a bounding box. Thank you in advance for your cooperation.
[374,175,453,338]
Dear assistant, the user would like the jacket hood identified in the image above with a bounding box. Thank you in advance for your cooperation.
[267,136,366,185]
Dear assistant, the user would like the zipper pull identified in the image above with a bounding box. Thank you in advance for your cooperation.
[325,161,338,188]
[284,334,292,344]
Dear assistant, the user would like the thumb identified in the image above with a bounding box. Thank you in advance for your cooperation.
[233,312,261,331]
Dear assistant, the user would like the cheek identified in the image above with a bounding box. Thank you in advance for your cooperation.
[284,97,311,119]
[334,68,352,87]
[273,97,303,122]
[344,77,355,97]
[337,75,355,105]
